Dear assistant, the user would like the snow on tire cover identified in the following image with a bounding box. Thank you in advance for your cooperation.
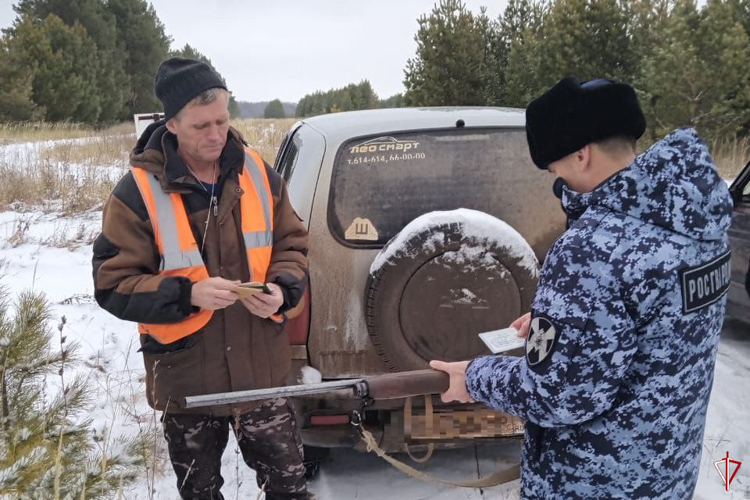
[365,209,540,371]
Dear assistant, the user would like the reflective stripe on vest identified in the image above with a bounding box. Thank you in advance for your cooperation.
[241,150,274,283]
[131,150,274,344]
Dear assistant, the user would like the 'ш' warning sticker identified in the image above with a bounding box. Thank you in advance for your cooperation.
[345,217,379,241]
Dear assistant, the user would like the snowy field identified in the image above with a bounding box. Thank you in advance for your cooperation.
[0,138,748,499]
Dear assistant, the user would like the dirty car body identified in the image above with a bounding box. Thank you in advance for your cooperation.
[274,107,567,451]
[728,159,750,324]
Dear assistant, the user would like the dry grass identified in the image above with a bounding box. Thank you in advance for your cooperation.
[41,133,134,166]
[711,136,750,181]
[0,157,121,214]
[0,121,133,144]
[231,118,297,164]
[0,118,297,215]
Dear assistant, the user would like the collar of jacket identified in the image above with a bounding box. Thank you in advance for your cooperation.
[129,122,249,194]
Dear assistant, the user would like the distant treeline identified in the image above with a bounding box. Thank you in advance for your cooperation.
[238,100,297,119]
[295,81,403,118]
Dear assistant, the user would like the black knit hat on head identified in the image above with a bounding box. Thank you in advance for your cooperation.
[154,57,227,120]
[525,77,646,170]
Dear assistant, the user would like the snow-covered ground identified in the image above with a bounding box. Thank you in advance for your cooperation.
[0,137,747,499]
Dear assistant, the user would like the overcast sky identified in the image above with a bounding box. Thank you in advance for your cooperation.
[0,1,509,103]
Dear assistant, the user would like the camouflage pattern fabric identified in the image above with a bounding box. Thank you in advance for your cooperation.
[163,398,308,500]
[466,129,733,499]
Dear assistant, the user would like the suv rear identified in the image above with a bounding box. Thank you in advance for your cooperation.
[728,159,750,324]
[274,108,566,452]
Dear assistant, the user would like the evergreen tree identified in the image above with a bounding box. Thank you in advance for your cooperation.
[622,0,670,96]
[537,0,635,88]
[295,80,380,117]
[263,99,286,118]
[379,93,404,108]
[403,0,487,106]
[475,7,504,106]
[499,0,548,107]
[10,0,129,122]
[639,0,750,140]
[12,15,101,123]
[701,0,750,137]
[0,287,140,497]
[106,0,171,115]
[170,43,241,118]
[0,34,42,121]
[726,0,750,39]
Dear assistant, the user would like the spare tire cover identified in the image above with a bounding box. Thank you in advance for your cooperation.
[365,209,539,371]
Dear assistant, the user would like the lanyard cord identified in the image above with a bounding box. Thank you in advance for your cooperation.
[185,161,217,255]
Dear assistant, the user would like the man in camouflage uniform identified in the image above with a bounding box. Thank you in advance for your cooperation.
[432,77,733,499]
[93,58,309,499]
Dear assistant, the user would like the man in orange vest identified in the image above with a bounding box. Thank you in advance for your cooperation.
[93,58,310,500]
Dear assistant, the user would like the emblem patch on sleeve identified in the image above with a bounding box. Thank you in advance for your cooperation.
[526,316,558,367]
[679,251,731,314]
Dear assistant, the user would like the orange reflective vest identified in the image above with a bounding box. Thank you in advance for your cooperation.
[131,149,274,344]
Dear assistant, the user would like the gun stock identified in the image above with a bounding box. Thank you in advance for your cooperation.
[182,369,450,409]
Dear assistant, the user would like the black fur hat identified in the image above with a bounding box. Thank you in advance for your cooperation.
[525,77,646,169]
[154,57,227,120]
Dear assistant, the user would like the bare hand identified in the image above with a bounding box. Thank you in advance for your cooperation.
[191,277,241,311]
[511,312,532,339]
[240,282,284,318]
[428,360,474,403]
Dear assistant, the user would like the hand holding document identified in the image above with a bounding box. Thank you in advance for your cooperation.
[478,327,526,354]
[233,281,271,298]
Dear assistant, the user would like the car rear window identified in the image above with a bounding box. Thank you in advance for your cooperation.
[328,128,527,248]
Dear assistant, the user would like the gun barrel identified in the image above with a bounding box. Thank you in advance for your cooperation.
[181,369,451,409]
[182,378,364,409]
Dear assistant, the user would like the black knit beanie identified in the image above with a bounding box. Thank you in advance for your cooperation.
[525,77,646,170]
[154,57,228,120]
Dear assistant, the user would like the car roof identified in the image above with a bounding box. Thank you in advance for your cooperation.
[296,107,526,144]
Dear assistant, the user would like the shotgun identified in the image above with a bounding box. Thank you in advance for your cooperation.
[182,369,449,409]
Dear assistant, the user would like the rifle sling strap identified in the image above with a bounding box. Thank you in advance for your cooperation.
[404,396,434,463]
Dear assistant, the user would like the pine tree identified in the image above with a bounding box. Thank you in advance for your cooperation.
[295,80,380,117]
[0,33,42,121]
[499,0,548,107]
[475,7,505,106]
[105,0,171,115]
[538,0,635,87]
[622,0,670,100]
[0,287,140,498]
[726,0,750,38]
[11,14,101,123]
[264,99,286,118]
[403,0,487,106]
[10,0,130,122]
[695,0,750,138]
[639,0,750,140]
[379,93,404,108]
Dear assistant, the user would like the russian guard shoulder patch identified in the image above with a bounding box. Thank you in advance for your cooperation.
[679,251,731,314]
[526,316,558,368]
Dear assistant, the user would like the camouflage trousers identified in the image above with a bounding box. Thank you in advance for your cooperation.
[162,398,308,500]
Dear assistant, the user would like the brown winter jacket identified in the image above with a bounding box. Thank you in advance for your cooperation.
[92,123,308,416]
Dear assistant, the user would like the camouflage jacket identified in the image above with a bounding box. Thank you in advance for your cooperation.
[466,129,733,499]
